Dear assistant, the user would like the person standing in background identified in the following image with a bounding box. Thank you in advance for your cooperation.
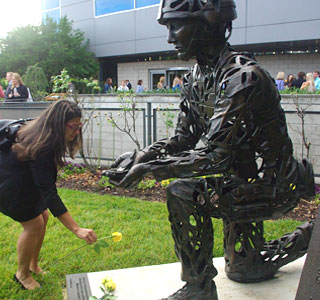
[172,74,182,91]
[126,80,132,90]
[104,78,113,93]
[313,71,320,90]
[5,73,28,102]
[291,71,306,89]
[275,72,285,91]
[5,72,13,100]
[136,80,144,93]
[300,72,316,93]
[117,80,129,92]
[157,76,166,89]
[285,74,295,89]
[0,85,5,98]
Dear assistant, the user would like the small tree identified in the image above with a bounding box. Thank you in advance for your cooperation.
[289,95,315,160]
[107,91,142,150]
[22,64,48,100]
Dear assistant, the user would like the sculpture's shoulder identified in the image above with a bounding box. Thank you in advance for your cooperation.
[217,48,277,98]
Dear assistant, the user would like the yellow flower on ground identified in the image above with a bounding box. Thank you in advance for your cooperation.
[101,276,116,292]
[112,232,122,242]
[105,280,116,292]
[101,276,112,284]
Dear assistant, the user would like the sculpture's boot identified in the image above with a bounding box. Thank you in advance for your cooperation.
[159,279,218,300]
[224,220,314,283]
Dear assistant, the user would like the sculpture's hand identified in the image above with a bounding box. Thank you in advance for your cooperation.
[103,148,157,186]
[110,151,136,168]
[119,163,151,189]
[102,151,137,185]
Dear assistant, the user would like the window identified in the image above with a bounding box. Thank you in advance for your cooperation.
[96,0,134,16]
[95,0,160,17]
[42,9,60,23]
[42,0,60,23]
[42,0,59,10]
[136,0,159,8]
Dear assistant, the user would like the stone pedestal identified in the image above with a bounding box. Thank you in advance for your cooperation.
[66,256,305,300]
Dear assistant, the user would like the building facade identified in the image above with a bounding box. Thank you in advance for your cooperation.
[42,0,320,90]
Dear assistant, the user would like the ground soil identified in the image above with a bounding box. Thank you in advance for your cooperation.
[56,170,319,222]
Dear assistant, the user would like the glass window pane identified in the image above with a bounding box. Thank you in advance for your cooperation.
[43,0,59,10]
[42,9,60,23]
[136,0,159,8]
[96,0,134,16]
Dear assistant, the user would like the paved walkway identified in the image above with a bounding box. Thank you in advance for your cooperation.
[66,256,305,300]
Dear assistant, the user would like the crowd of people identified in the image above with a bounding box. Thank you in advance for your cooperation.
[0,72,30,102]
[103,74,184,94]
[103,70,320,95]
[275,70,320,93]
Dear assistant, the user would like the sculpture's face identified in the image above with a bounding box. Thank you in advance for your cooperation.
[165,19,198,60]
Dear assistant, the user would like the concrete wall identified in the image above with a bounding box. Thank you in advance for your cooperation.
[61,0,320,58]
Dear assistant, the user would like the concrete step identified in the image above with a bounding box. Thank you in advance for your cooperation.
[66,256,305,300]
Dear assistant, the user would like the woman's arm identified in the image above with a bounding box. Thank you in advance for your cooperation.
[57,211,97,244]
[300,82,308,90]
[15,85,28,99]
[0,85,4,98]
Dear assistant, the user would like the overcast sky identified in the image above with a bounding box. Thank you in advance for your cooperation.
[0,0,42,38]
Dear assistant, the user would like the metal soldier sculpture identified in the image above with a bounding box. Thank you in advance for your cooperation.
[106,1,315,299]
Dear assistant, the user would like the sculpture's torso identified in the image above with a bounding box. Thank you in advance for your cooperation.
[179,47,294,182]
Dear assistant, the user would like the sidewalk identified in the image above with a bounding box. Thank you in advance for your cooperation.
[66,256,305,300]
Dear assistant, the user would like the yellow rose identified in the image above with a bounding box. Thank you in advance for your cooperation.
[101,276,112,284]
[105,280,116,292]
[112,232,122,242]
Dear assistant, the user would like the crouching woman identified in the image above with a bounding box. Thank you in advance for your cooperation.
[0,100,97,290]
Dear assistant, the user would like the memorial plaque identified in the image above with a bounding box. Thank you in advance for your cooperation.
[66,273,93,300]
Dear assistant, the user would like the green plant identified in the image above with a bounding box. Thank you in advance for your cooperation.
[70,77,101,94]
[137,178,157,190]
[279,88,320,95]
[0,78,8,89]
[160,178,176,188]
[57,161,86,179]
[98,177,115,189]
[144,88,180,94]
[51,68,72,93]
[22,63,48,100]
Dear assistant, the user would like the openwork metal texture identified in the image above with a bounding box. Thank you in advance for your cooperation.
[106,1,315,299]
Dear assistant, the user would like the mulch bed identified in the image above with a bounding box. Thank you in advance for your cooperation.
[56,170,319,222]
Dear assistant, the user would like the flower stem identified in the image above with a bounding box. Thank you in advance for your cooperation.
[40,235,113,273]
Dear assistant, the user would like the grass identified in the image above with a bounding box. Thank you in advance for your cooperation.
[0,188,304,300]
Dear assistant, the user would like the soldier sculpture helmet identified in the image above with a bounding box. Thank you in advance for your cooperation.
[157,0,237,25]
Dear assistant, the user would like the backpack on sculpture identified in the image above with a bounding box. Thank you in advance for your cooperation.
[0,119,32,152]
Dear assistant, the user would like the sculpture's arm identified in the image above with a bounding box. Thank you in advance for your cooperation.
[118,89,252,188]
[106,88,205,184]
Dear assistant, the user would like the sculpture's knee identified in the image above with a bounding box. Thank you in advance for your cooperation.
[167,179,196,203]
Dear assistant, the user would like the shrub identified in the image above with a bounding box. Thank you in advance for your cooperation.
[22,63,48,100]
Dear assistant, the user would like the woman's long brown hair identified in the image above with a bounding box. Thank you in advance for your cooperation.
[12,100,82,167]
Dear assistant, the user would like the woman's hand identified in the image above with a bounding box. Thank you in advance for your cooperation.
[74,228,97,244]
